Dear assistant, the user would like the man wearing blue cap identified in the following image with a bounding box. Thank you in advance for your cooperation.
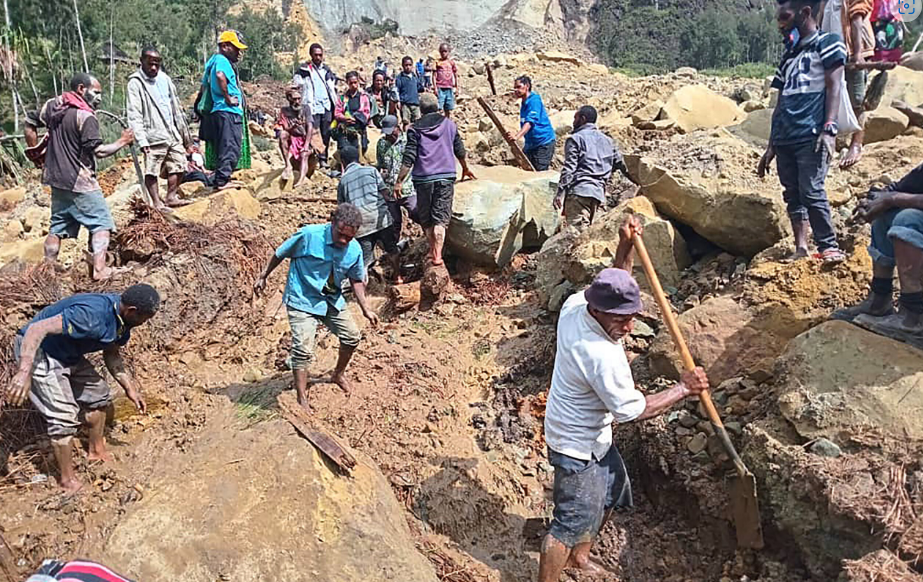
[539,216,710,581]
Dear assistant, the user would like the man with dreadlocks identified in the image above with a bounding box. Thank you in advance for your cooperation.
[5,284,161,493]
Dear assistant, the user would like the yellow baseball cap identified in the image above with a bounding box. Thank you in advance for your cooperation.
[218,30,248,50]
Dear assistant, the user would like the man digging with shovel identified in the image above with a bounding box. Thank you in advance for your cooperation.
[540,216,710,581]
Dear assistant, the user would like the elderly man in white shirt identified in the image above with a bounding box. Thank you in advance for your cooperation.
[540,216,710,582]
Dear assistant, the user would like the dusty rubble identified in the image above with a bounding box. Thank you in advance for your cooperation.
[2,44,923,582]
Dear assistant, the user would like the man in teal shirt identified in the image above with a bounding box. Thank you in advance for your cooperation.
[507,75,557,170]
[254,203,379,408]
[201,30,247,190]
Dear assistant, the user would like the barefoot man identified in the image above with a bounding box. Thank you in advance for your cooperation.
[5,284,160,493]
[539,217,710,581]
[254,203,379,408]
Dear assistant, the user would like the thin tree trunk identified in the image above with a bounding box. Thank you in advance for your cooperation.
[108,5,114,106]
[73,0,89,73]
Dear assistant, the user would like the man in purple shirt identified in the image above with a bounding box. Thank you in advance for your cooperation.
[393,93,475,266]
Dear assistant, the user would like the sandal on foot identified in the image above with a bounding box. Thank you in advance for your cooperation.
[815,248,846,264]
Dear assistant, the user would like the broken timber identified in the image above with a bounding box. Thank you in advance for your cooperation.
[277,392,357,475]
[485,63,497,96]
[477,96,536,172]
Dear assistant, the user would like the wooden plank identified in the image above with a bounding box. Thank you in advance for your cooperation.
[476,97,535,172]
[277,392,357,475]
[485,63,497,96]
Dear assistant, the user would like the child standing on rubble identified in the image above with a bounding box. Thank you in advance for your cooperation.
[758,0,848,263]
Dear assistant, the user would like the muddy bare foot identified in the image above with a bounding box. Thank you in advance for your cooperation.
[331,373,353,393]
[92,266,131,281]
[566,558,614,578]
[59,478,84,494]
[87,447,113,463]
[840,144,862,169]
[165,196,191,208]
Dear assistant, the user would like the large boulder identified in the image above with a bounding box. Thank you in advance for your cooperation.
[534,196,690,310]
[447,166,560,268]
[101,406,438,582]
[567,196,690,290]
[624,134,789,256]
[729,108,773,149]
[658,85,745,133]
[882,65,923,107]
[173,188,262,225]
[775,321,923,444]
[863,106,910,144]
[646,296,796,386]
[549,110,576,136]
[536,50,583,65]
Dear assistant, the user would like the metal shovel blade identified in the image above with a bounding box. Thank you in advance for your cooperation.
[729,472,764,549]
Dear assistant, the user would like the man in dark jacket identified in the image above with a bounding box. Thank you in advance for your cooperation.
[24,72,134,281]
[394,93,475,266]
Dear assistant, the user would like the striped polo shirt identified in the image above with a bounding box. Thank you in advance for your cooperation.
[770,31,847,146]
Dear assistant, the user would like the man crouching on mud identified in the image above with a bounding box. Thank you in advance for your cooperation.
[540,216,710,581]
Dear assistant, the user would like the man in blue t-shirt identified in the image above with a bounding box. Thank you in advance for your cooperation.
[6,284,160,493]
[507,76,557,171]
[758,0,847,263]
[200,30,248,190]
[254,203,379,409]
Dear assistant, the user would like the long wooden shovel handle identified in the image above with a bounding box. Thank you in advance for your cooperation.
[632,232,751,478]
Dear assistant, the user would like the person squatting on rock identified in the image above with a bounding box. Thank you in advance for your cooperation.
[507,75,557,171]
[540,216,710,582]
[394,93,476,266]
[819,0,876,169]
[6,285,160,493]
[253,204,379,409]
[335,71,373,156]
[554,105,630,231]
[276,85,315,187]
[292,43,339,169]
[834,162,923,339]
[198,30,248,191]
[758,0,847,263]
[126,46,193,212]
[337,145,402,278]
[23,72,134,281]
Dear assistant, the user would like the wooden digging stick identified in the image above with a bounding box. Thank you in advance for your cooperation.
[485,63,497,96]
[477,97,535,171]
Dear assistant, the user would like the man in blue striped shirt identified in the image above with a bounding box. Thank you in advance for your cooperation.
[758,0,847,263]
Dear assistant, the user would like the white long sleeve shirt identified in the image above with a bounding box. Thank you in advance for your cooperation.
[544,292,646,461]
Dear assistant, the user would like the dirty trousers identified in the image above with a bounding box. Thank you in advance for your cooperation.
[286,305,361,370]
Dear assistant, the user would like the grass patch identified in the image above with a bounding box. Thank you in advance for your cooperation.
[234,386,279,425]
[701,62,775,79]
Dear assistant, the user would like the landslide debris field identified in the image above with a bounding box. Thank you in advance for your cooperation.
[4,43,923,582]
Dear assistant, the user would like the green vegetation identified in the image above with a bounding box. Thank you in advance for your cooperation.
[596,0,783,74]
[0,0,299,131]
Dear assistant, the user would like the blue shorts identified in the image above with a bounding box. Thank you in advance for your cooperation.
[49,188,115,238]
[547,446,633,548]
[437,88,456,111]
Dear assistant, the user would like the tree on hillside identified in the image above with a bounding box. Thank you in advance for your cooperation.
[226,7,299,81]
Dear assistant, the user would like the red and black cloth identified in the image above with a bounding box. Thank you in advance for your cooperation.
[27,560,135,582]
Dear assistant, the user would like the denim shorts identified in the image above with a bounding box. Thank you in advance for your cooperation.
[547,446,633,548]
[525,141,555,171]
[50,188,115,238]
[437,88,456,111]
[869,207,923,267]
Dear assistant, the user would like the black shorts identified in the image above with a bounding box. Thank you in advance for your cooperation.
[358,223,400,268]
[525,141,555,171]
[414,179,455,228]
